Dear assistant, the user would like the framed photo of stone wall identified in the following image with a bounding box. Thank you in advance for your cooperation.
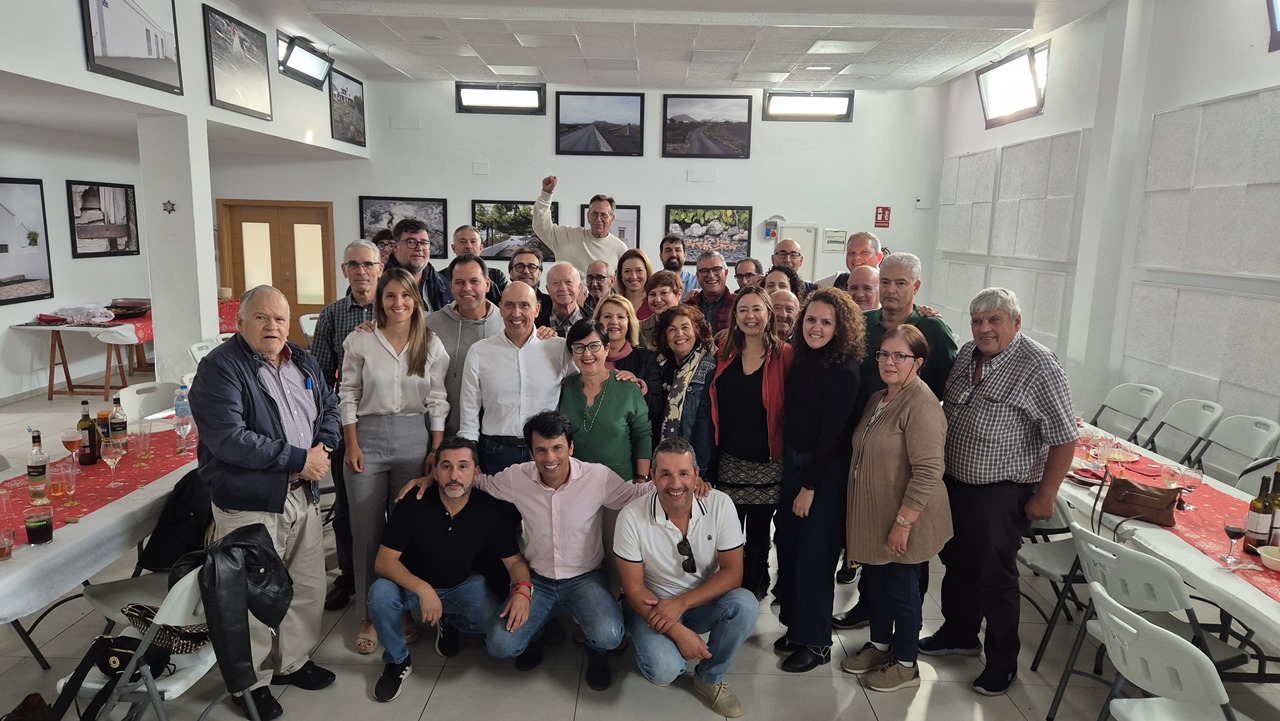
[664,205,752,264]
[67,180,140,258]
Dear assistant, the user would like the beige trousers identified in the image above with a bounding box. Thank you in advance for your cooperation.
[212,484,325,688]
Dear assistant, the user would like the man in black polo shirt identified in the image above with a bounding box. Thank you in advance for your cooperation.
[367,437,532,702]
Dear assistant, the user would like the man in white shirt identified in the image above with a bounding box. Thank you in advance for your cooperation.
[459,282,572,473]
[615,437,756,718]
[534,175,627,271]
[817,231,884,290]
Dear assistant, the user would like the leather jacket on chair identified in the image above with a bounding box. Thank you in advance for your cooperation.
[171,524,293,693]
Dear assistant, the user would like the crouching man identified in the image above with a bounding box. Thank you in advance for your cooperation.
[614,437,758,717]
[368,436,531,702]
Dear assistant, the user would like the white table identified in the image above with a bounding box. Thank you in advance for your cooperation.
[1057,426,1280,677]
[11,323,138,401]
[0,460,192,668]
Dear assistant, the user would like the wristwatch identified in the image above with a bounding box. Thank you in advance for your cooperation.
[894,514,913,529]
[322,445,334,457]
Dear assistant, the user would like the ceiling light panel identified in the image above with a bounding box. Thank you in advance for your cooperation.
[488,64,543,75]
[515,33,580,48]
[807,40,879,54]
[736,71,789,82]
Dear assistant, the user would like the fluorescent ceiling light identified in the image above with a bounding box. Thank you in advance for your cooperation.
[975,43,1049,129]
[488,65,542,75]
[514,33,580,48]
[736,71,788,82]
[456,83,546,114]
[764,91,853,121]
[808,40,878,54]
[278,34,334,89]
[805,66,832,71]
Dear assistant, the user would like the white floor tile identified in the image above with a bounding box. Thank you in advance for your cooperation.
[864,679,1024,721]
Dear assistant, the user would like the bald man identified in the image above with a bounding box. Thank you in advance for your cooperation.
[848,265,880,311]
[771,290,799,341]
[770,239,818,298]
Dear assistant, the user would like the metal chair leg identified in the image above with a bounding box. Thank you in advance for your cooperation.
[1046,602,1094,721]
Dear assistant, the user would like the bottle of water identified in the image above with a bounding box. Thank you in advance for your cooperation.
[174,384,192,420]
[174,385,194,451]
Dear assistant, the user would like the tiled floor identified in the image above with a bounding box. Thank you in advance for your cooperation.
[3,390,1280,720]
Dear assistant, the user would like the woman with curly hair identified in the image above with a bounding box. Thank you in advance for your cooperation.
[615,248,654,320]
[710,286,793,598]
[762,264,803,297]
[772,287,866,672]
[653,305,716,475]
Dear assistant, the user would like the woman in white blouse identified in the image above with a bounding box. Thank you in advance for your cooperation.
[340,267,450,653]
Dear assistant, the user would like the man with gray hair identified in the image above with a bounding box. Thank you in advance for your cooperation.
[918,287,1077,696]
[443,225,508,305]
[817,231,884,289]
[535,175,628,271]
[583,260,616,316]
[191,285,341,719]
[683,251,735,336]
[544,261,586,337]
[312,240,382,612]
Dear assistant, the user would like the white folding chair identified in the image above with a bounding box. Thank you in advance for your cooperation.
[189,340,216,366]
[182,371,197,389]
[1018,497,1086,672]
[1090,582,1253,721]
[1142,398,1223,464]
[1189,415,1280,486]
[216,333,235,343]
[299,313,320,346]
[1090,383,1164,442]
[118,382,180,423]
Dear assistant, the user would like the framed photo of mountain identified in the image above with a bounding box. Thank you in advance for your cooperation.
[662,94,752,159]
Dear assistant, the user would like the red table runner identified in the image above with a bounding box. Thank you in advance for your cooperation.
[0,430,192,551]
[1074,442,1280,603]
[108,299,239,344]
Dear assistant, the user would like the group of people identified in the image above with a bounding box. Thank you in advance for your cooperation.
[188,177,1078,720]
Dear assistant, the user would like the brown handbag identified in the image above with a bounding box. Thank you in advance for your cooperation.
[1093,471,1180,529]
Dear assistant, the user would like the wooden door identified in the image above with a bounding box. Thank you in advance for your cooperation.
[216,200,335,346]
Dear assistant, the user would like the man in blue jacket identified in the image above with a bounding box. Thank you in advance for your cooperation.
[190,285,341,721]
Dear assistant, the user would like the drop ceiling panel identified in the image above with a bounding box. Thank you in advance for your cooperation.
[572,22,637,37]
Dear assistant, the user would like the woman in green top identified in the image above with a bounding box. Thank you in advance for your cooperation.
[559,319,652,480]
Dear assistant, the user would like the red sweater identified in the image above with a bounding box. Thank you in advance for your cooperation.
[710,343,793,461]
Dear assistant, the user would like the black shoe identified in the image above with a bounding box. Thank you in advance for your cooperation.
[435,622,460,658]
[781,645,831,673]
[773,634,800,653]
[918,632,982,657]
[831,605,870,630]
[515,638,545,671]
[271,660,336,690]
[835,566,858,585]
[373,657,412,703]
[972,666,1017,695]
[232,687,283,721]
[324,576,353,611]
[585,648,612,690]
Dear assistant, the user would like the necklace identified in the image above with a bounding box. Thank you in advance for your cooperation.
[581,377,610,432]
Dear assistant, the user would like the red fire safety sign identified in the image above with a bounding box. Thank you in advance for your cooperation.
[874,206,891,228]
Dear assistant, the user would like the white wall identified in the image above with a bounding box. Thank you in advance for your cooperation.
[212,80,945,287]
[0,121,150,401]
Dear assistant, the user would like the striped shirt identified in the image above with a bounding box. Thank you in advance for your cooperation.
[943,333,1078,485]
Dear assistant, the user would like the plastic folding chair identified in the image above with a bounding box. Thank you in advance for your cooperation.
[189,340,216,366]
[1142,398,1223,464]
[1189,415,1280,487]
[299,313,320,345]
[1018,497,1086,672]
[1090,581,1254,721]
[1090,383,1163,442]
[118,382,180,424]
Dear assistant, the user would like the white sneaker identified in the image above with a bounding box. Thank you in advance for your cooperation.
[692,674,743,718]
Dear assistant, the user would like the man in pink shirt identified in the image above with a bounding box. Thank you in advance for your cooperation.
[403,411,649,691]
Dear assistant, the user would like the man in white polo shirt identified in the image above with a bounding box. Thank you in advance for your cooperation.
[614,437,757,718]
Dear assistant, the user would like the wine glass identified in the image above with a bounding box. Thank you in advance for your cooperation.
[174,417,195,455]
[1222,511,1247,564]
[60,428,82,476]
[101,438,126,488]
[62,465,79,507]
[1181,468,1203,511]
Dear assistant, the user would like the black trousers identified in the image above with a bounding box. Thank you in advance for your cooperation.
[775,448,847,647]
[937,478,1035,672]
[331,439,353,580]
[737,504,776,596]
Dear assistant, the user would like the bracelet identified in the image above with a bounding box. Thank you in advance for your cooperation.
[894,514,913,528]
[512,580,533,590]
[510,589,531,602]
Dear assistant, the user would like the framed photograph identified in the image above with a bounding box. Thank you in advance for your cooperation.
[580,204,640,247]
[662,94,752,159]
[359,196,447,259]
[78,0,183,95]
[664,205,753,264]
[556,92,644,157]
[472,200,559,262]
[66,181,139,258]
[329,68,365,147]
[202,4,272,121]
[0,178,55,307]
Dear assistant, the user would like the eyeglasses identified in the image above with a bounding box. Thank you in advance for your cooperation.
[874,351,918,364]
[511,263,541,273]
[676,536,697,574]
[376,241,395,250]
[570,341,605,355]
[734,272,760,281]
[773,250,802,260]
[586,211,613,220]
[696,266,726,276]
[586,274,610,283]
[400,238,429,248]
[344,261,380,270]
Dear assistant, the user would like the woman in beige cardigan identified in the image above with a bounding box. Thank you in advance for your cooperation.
[841,324,951,692]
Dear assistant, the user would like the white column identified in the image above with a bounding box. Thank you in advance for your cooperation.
[136,114,219,382]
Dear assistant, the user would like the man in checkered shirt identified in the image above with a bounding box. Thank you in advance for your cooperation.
[918,287,1078,696]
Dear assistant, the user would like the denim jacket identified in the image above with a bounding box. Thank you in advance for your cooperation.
[659,350,717,473]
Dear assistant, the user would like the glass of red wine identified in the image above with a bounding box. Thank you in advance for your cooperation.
[1222,512,1247,564]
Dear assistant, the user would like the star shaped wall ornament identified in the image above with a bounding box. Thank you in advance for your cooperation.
[162,201,176,214]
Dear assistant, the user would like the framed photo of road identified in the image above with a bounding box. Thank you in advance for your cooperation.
[580,204,640,247]
[662,95,752,159]
[556,92,644,157]
[665,205,752,264]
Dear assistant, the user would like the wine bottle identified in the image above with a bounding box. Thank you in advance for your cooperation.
[77,400,100,464]
[109,395,128,452]
[1243,476,1272,555]
[1269,462,1280,547]
[27,431,50,506]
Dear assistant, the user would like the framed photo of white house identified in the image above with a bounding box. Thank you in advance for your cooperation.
[580,204,640,247]
[329,69,366,146]
[202,4,273,121]
[0,178,55,307]
[66,181,139,259]
[78,0,183,95]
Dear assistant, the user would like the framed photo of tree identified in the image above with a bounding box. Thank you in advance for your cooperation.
[472,200,559,262]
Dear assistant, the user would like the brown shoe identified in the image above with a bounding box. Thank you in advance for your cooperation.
[692,675,743,718]
[862,660,921,692]
[840,642,893,675]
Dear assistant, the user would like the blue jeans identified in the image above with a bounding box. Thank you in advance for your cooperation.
[863,562,925,663]
[485,570,623,656]
[479,437,531,475]
[624,588,758,685]
[368,575,499,664]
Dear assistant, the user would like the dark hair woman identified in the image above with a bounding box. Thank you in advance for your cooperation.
[653,306,716,475]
